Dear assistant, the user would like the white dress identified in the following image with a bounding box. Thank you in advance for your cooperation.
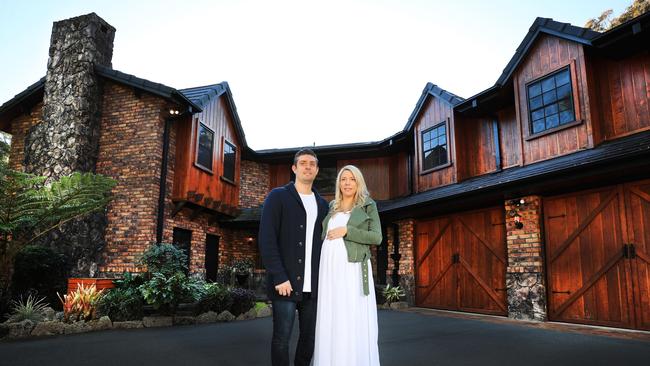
[314,212,380,366]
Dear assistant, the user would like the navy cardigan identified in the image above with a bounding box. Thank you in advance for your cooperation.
[258,183,329,301]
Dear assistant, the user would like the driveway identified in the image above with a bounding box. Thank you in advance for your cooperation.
[0,309,648,366]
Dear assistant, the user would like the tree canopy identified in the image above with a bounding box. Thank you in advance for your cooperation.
[585,0,650,31]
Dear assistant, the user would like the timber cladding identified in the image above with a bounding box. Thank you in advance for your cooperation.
[514,34,592,164]
[544,179,650,331]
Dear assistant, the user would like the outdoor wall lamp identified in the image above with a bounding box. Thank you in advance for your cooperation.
[247,237,255,245]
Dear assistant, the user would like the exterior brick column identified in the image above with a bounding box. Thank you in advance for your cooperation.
[505,195,547,321]
[396,219,415,305]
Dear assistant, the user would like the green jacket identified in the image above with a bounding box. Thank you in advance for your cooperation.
[321,198,382,295]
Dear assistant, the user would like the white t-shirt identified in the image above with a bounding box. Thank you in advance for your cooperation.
[299,192,317,292]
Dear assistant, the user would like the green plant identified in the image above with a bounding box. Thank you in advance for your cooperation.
[97,287,144,322]
[58,283,105,322]
[230,258,254,275]
[7,293,49,323]
[382,284,405,305]
[228,287,256,316]
[194,282,233,315]
[140,243,188,277]
[10,245,67,310]
[0,163,115,296]
[138,272,198,315]
[96,272,145,321]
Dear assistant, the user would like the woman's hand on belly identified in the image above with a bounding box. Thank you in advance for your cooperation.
[326,226,347,240]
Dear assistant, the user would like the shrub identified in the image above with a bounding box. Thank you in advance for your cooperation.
[194,283,232,315]
[7,294,49,323]
[11,245,67,310]
[228,287,256,316]
[382,284,405,305]
[97,287,144,321]
[140,243,188,277]
[138,272,199,315]
[96,273,145,321]
[58,283,104,322]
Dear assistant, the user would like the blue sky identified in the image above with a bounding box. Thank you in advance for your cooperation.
[0,0,630,149]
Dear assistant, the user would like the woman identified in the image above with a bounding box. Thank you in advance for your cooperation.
[313,165,382,366]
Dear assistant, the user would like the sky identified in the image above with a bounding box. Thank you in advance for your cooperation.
[0,0,630,150]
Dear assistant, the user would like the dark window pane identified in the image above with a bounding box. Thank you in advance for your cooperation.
[546,114,559,128]
[528,83,542,98]
[542,90,557,104]
[544,104,558,116]
[313,165,336,193]
[223,141,236,181]
[531,108,545,121]
[556,84,571,99]
[541,77,555,92]
[558,98,572,112]
[530,96,543,110]
[560,110,575,124]
[533,119,545,134]
[436,146,448,165]
[197,123,214,170]
[555,70,570,86]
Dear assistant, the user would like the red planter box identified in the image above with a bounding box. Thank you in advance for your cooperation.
[67,278,115,294]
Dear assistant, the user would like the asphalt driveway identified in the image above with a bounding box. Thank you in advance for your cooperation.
[0,309,648,366]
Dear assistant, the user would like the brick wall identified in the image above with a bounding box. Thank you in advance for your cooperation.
[240,160,269,208]
[505,195,547,321]
[396,218,415,305]
[96,81,168,275]
[8,102,43,171]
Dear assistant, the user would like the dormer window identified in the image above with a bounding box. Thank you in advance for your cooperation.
[421,122,449,172]
[527,67,575,135]
[195,121,214,173]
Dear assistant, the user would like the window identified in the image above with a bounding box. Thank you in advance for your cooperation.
[195,122,214,172]
[527,67,575,135]
[312,164,337,194]
[421,122,449,171]
[222,140,236,183]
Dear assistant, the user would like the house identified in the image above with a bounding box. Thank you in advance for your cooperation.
[1,12,649,331]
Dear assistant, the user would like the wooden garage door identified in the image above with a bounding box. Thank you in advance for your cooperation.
[544,180,650,330]
[415,207,507,316]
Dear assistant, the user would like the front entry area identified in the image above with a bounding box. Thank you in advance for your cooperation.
[544,179,650,330]
[415,207,507,316]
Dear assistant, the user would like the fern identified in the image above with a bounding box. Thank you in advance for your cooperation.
[0,161,116,292]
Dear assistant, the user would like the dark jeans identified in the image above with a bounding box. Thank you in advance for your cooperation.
[271,293,316,366]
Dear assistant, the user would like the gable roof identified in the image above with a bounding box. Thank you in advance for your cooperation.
[495,17,600,86]
[94,65,202,112]
[402,82,464,132]
[0,67,203,132]
[179,82,248,148]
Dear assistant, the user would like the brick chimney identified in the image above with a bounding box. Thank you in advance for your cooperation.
[24,13,116,277]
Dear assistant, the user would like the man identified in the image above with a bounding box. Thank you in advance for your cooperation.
[259,149,329,366]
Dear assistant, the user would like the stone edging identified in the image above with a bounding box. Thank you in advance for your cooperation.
[0,305,272,342]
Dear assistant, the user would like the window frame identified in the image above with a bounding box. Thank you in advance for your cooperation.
[524,62,582,140]
[220,138,237,185]
[194,120,215,174]
[420,120,452,175]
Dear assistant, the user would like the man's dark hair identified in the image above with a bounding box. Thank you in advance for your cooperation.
[293,148,318,166]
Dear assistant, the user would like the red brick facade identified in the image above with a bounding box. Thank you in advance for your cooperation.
[240,160,269,208]
[7,102,43,171]
[505,196,544,274]
[95,81,169,274]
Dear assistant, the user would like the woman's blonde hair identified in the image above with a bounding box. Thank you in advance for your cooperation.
[331,165,369,212]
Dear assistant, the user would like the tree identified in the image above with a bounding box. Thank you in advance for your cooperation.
[0,150,116,297]
[585,0,650,31]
